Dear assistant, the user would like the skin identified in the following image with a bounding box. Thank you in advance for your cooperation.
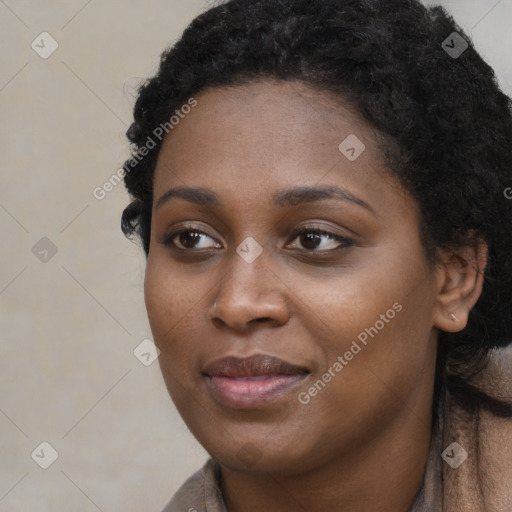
[144,80,487,512]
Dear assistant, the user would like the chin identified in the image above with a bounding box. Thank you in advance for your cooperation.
[199,430,318,475]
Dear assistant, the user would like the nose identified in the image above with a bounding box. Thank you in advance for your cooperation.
[208,249,290,331]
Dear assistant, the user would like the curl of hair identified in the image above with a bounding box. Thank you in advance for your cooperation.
[121,0,512,419]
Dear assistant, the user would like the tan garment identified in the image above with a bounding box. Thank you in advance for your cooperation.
[161,349,512,512]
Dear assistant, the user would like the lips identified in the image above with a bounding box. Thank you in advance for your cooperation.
[203,354,309,378]
[202,354,310,409]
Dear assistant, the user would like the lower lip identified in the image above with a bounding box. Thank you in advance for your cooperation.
[206,374,307,409]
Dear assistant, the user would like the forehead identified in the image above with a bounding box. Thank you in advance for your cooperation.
[153,79,404,208]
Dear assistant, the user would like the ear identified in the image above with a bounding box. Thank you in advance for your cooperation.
[432,235,488,333]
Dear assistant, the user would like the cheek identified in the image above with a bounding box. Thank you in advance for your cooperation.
[293,255,435,410]
[144,260,207,409]
[300,286,435,441]
[144,258,200,359]
[144,261,171,339]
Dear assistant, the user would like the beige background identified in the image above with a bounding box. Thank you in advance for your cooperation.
[0,1,511,510]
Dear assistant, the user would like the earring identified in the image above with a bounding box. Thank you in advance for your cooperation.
[449,313,457,321]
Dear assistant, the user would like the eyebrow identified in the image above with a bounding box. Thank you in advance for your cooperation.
[273,185,375,215]
[156,187,221,210]
[155,185,376,216]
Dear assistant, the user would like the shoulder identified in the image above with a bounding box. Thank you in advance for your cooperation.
[479,347,512,508]
[160,458,226,512]
[444,347,512,510]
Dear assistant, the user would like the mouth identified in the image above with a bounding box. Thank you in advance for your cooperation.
[202,354,310,409]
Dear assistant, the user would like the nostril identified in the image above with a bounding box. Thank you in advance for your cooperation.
[251,317,272,324]
[211,317,227,329]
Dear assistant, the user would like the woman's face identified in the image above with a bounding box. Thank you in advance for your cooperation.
[145,80,440,474]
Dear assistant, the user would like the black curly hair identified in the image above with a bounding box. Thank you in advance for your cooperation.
[121,0,512,421]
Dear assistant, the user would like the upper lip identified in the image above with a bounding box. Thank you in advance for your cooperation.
[202,354,310,378]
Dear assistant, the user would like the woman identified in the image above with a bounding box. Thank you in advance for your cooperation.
[121,0,512,510]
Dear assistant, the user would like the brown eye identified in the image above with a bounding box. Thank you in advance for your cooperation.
[162,229,221,250]
[288,229,353,252]
[177,231,203,249]
[299,232,323,250]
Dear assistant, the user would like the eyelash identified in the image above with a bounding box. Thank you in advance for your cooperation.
[160,226,354,253]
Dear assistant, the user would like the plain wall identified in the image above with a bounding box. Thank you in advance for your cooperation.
[1,1,511,510]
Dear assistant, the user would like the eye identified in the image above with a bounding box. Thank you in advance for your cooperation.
[161,228,221,250]
[161,226,353,253]
[287,228,353,252]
